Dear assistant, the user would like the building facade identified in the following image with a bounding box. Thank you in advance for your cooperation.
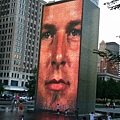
[0,0,46,94]
[98,41,119,76]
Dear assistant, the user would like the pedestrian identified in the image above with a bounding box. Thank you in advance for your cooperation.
[19,114,25,120]
[11,99,14,112]
[14,100,17,108]
[106,113,112,120]
[64,108,69,115]
[106,102,110,108]
[22,114,25,120]
[19,101,23,112]
[89,111,95,120]
[113,102,115,109]
[74,108,79,120]
[81,116,86,120]
[56,104,60,114]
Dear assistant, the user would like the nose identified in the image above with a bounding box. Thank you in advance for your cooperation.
[51,32,66,69]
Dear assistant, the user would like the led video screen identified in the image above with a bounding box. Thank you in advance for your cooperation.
[36,0,83,112]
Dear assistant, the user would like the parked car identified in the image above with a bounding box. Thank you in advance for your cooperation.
[1,94,14,100]
[20,95,27,101]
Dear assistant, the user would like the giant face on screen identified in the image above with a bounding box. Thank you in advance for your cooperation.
[36,0,83,111]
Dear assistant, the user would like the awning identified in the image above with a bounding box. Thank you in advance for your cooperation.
[4,86,28,91]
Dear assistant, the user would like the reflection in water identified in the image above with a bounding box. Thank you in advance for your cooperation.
[35,112,75,120]
[0,110,75,120]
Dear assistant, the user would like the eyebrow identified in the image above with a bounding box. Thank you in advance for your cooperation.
[66,20,81,33]
[41,20,81,36]
[42,24,56,34]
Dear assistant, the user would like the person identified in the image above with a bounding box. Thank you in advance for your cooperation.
[106,102,110,108]
[14,100,17,108]
[89,111,95,120]
[36,0,83,111]
[113,102,115,109]
[74,108,79,120]
[21,114,25,120]
[19,101,23,112]
[56,104,60,114]
[19,114,25,120]
[11,99,14,112]
[106,113,112,120]
[81,116,86,120]
[64,107,69,115]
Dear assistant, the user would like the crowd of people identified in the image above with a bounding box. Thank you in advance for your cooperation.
[106,101,116,109]
[55,103,114,120]
[11,95,23,112]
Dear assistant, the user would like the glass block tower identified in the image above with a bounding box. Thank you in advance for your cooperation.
[90,0,99,6]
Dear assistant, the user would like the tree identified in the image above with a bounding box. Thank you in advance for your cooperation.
[116,81,120,98]
[93,49,120,63]
[94,48,120,99]
[96,77,120,100]
[96,77,107,99]
[106,78,117,100]
[104,0,120,10]
[25,67,37,97]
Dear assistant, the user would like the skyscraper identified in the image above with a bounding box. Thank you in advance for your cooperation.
[0,0,46,94]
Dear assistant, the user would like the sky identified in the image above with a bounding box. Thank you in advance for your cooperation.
[99,0,120,45]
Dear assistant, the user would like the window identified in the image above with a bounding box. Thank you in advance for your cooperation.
[11,80,18,86]
[4,80,8,85]
[21,81,24,87]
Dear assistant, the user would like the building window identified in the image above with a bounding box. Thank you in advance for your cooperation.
[21,81,24,87]
[4,80,8,85]
[11,80,18,86]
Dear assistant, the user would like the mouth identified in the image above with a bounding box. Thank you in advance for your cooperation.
[45,79,70,91]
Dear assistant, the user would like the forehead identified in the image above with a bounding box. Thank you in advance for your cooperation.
[43,0,83,24]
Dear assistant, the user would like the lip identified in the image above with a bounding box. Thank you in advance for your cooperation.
[45,79,70,91]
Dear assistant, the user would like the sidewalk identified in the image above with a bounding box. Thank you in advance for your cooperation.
[95,108,120,114]
[95,108,120,120]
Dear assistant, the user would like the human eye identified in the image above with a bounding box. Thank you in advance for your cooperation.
[70,29,80,36]
[41,31,53,40]
[67,29,81,41]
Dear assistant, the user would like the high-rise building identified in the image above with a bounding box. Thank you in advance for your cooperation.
[0,0,46,94]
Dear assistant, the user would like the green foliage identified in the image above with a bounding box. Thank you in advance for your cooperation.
[106,78,117,99]
[96,77,107,99]
[25,67,37,97]
[93,49,120,63]
[96,77,120,100]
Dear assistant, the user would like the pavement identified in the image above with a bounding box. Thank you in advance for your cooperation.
[0,101,120,120]
[95,108,120,120]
